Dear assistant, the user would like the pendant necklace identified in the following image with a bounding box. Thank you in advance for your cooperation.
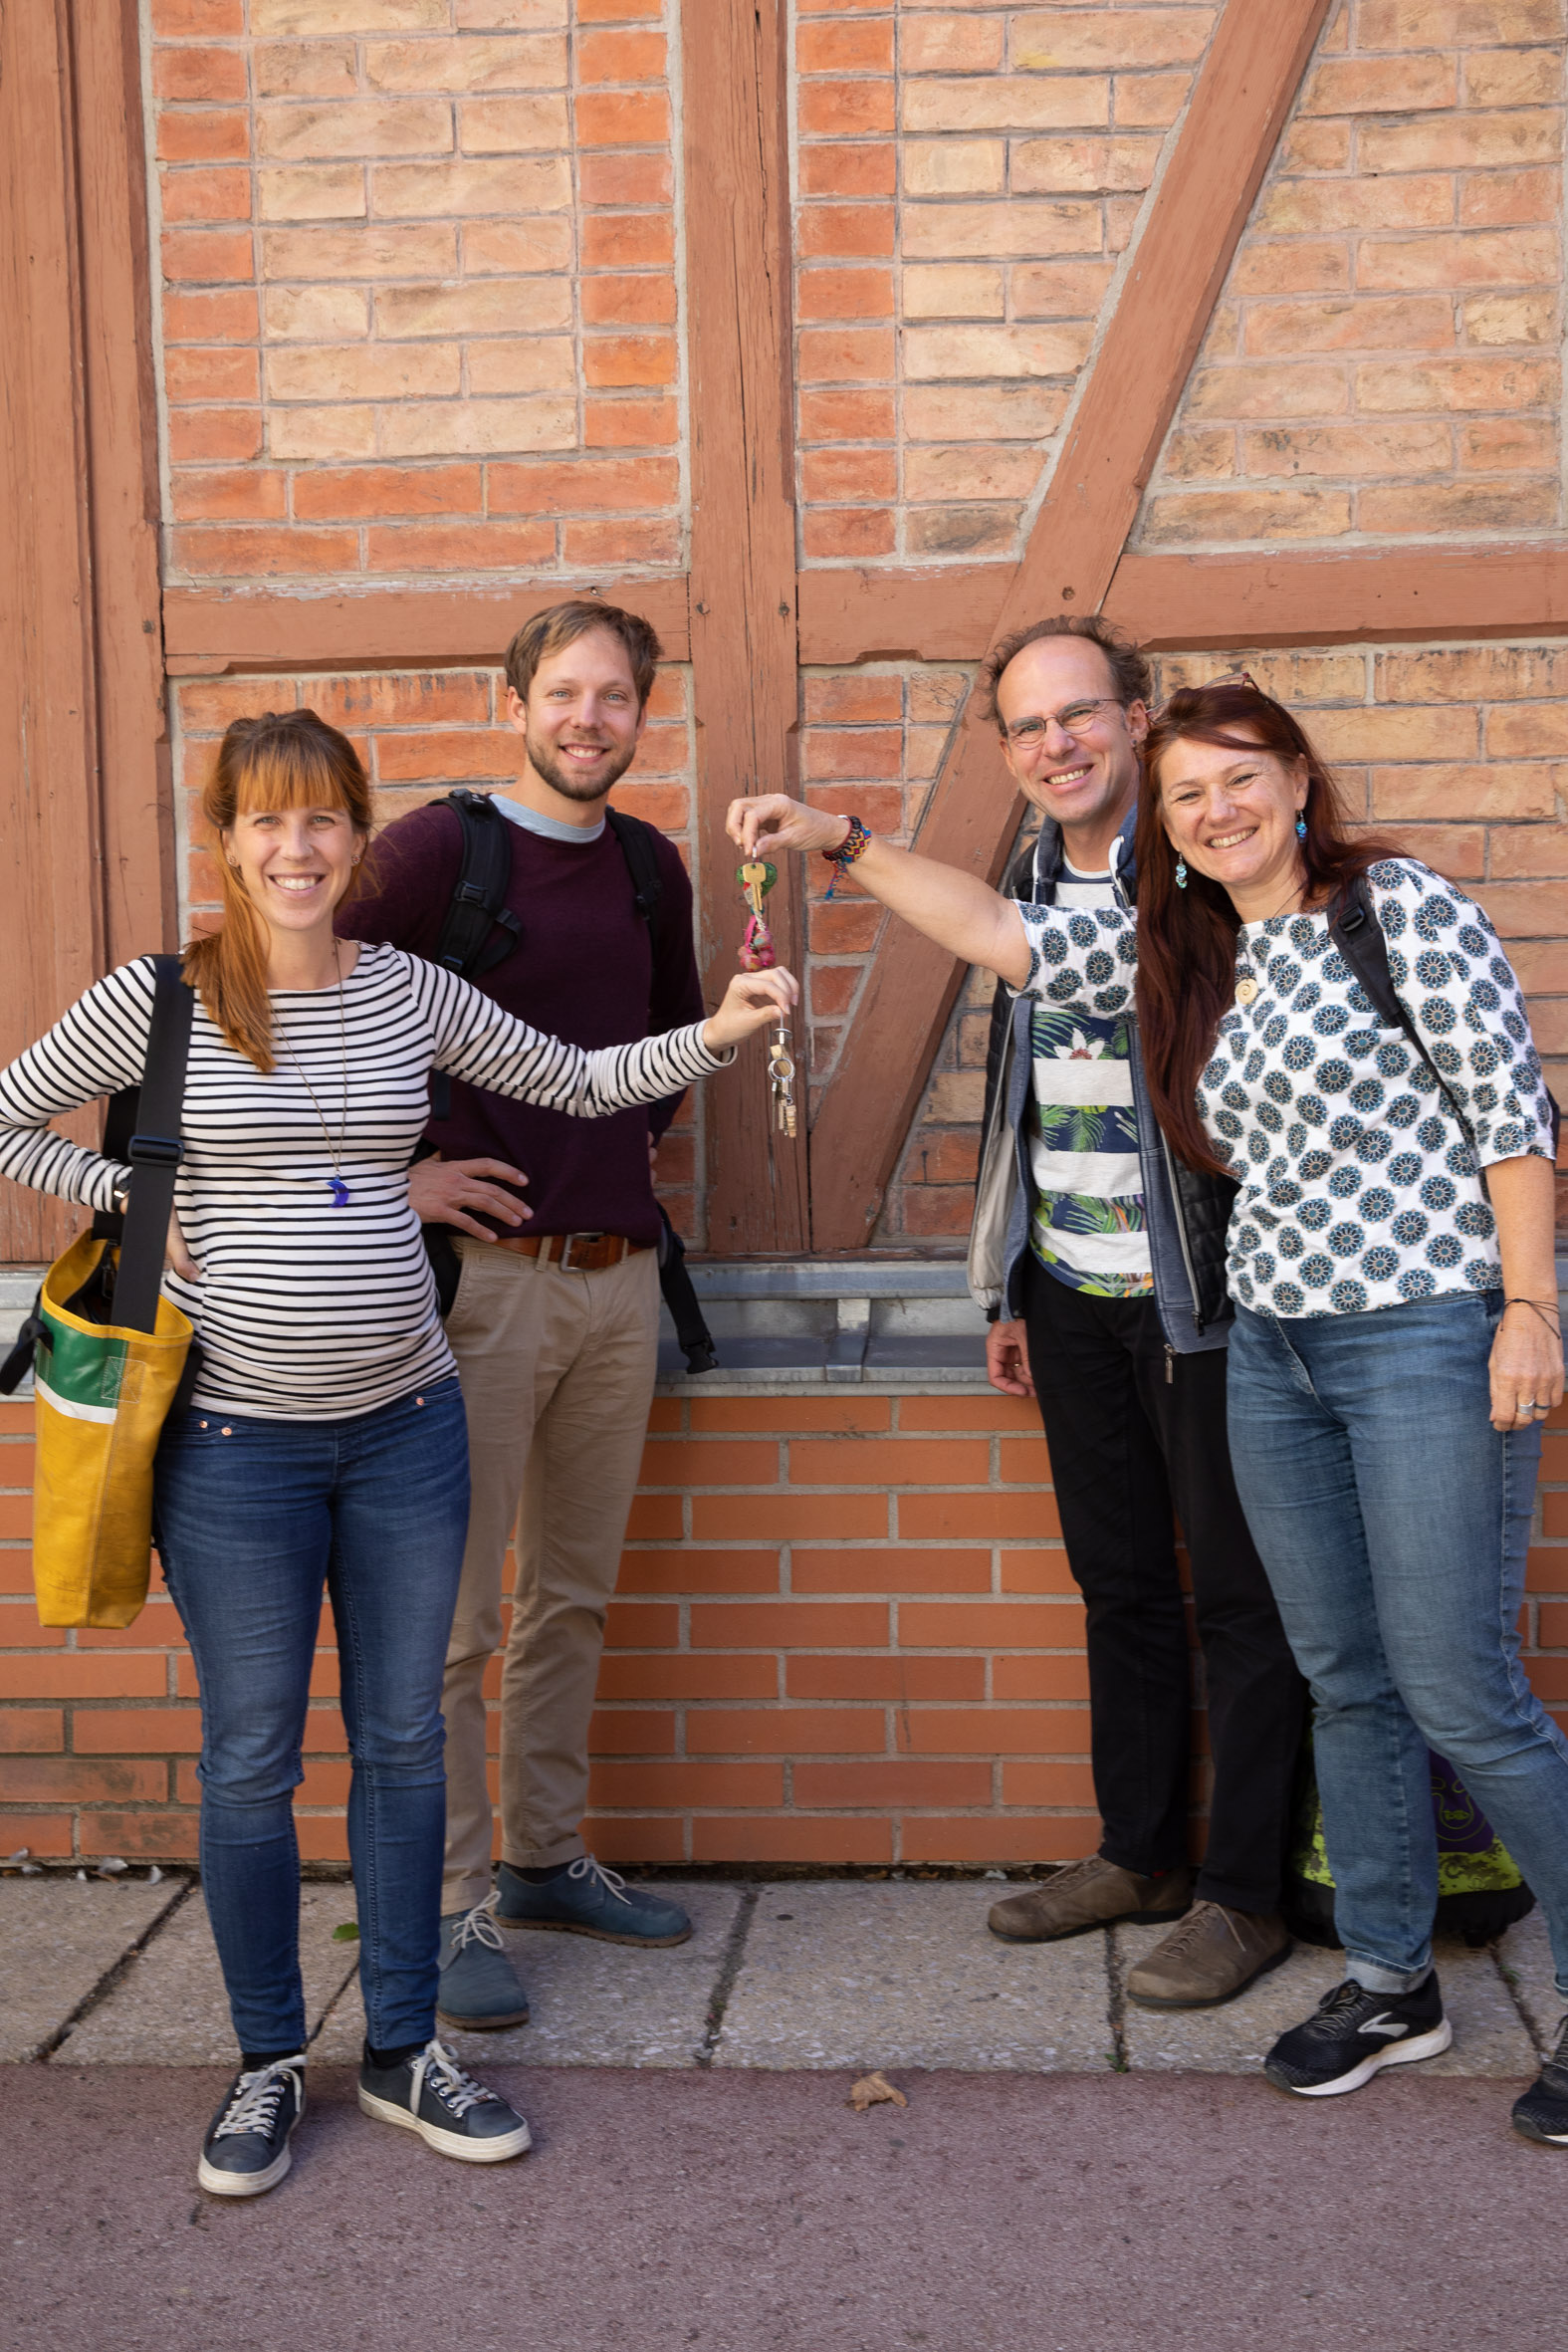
[1234,872,1308,1009]
[277,941,353,1206]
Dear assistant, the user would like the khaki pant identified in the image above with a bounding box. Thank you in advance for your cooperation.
[441,1238,660,1914]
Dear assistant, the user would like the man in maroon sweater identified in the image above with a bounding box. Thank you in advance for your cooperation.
[338,601,703,2029]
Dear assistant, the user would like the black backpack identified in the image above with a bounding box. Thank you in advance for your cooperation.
[422,791,717,1374]
[1328,874,1561,1160]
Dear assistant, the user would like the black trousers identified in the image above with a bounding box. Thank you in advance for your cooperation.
[1021,1252,1305,1913]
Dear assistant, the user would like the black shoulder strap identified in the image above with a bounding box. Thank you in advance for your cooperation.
[110,956,195,1335]
[434,791,522,983]
[656,1204,717,1375]
[604,806,666,930]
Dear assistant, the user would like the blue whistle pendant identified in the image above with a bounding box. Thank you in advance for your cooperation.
[329,1177,350,1208]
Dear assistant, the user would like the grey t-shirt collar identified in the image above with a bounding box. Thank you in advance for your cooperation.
[493,794,605,845]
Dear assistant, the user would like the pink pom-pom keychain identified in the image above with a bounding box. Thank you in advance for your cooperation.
[737,858,778,970]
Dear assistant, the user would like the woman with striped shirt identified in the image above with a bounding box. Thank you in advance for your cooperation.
[0,709,794,2197]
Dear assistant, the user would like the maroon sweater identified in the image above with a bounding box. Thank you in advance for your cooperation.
[336,799,704,1245]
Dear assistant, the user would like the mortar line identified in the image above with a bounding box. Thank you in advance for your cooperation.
[1489,1933,1550,2060]
[694,1883,761,2068]
[35,1874,195,2064]
[1102,1925,1129,2073]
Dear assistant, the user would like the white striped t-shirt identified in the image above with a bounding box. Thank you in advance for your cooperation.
[0,945,730,1420]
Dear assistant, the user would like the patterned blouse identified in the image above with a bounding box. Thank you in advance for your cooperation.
[1016,857,1555,1320]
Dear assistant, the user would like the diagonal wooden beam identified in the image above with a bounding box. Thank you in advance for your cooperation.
[805,0,1337,1252]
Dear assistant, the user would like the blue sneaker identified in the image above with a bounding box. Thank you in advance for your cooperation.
[437,1893,530,2031]
[495,1856,692,1947]
[197,2054,305,2199]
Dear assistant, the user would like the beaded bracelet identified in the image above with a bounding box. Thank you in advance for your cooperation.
[822,815,871,900]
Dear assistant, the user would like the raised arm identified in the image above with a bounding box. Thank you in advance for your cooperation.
[728,796,1034,989]
[415,958,796,1119]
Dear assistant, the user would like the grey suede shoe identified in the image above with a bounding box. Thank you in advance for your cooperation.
[495,1856,692,1947]
[436,1893,530,2031]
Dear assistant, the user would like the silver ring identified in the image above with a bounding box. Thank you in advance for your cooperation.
[1519,1400,1537,1413]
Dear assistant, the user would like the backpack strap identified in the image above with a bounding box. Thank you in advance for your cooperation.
[434,791,522,983]
[604,807,669,977]
[110,956,195,1336]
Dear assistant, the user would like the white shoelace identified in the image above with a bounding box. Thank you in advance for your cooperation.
[565,1855,631,1905]
[415,2038,498,2119]
[449,1891,507,1955]
[212,2054,304,2141]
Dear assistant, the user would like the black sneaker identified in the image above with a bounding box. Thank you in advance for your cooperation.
[357,2037,531,2164]
[197,2055,306,2198]
[1512,2016,1568,2148]
[1264,1973,1451,2097]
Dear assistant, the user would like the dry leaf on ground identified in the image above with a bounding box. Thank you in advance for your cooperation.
[848,2072,907,2112]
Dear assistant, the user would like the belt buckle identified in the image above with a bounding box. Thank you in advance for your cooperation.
[561,1230,606,1270]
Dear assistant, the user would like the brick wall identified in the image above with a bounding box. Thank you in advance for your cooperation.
[152,0,684,582]
[1141,0,1564,545]
[3,1387,1565,1865]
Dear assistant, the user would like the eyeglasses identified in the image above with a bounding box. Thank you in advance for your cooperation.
[1002,697,1122,751]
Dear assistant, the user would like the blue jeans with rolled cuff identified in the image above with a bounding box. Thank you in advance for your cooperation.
[153,1379,469,2056]
[1228,1291,1568,2001]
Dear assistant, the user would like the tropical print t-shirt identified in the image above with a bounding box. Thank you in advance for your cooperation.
[1025,865,1153,1297]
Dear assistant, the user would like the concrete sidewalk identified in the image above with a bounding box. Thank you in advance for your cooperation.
[2,1868,1558,2075]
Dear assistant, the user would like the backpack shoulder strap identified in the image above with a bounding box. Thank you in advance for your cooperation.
[1327,873,1406,1032]
[433,790,521,982]
[604,807,666,926]
[112,955,195,1335]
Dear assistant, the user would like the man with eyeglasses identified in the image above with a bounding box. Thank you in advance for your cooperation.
[966,617,1303,2003]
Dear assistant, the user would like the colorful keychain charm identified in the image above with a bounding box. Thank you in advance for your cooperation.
[737,858,778,970]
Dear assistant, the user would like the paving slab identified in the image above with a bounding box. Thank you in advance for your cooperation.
[313,1881,741,2067]
[63,1882,359,2064]
[0,1874,187,2062]
[1497,1909,1563,2054]
[1117,1923,1342,2072]
[1119,1925,1535,2076]
[714,1880,1117,2070]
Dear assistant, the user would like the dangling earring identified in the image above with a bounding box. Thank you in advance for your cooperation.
[1295,816,1307,839]
[1175,855,1188,891]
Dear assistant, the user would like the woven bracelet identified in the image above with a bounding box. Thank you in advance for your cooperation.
[822,815,871,900]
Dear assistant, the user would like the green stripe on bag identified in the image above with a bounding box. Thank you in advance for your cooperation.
[36,1314,132,1420]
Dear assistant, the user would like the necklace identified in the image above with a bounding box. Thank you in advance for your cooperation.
[276,942,352,1206]
[1233,872,1309,1008]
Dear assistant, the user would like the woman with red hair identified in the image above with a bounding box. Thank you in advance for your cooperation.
[732,677,1568,2145]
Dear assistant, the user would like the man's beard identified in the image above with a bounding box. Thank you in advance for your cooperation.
[526,723,638,804]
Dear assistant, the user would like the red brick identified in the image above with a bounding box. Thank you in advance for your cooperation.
[583,1817,687,1864]
[73,1708,202,1755]
[1002,1761,1098,1806]
[623,1496,683,1539]
[587,1762,782,1808]
[797,20,893,72]
[166,409,262,463]
[1000,1546,1078,1594]
[170,469,289,522]
[798,82,895,139]
[799,390,896,441]
[583,395,680,448]
[315,671,491,728]
[901,1601,1083,1651]
[3,1758,168,1803]
[993,1655,1093,1701]
[155,45,248,103]
[1528,1657,1568,1700]
[152,0,241,29]
[686,1708,884,1756]
[574,91,670,147]
[165,346,259,402]
[294,464,482,519]
[603,1601,679,1648]
[692,1815,892,1862]
[901,1190,977,1239]
[157,110,251,163]
[798,145,897,199]
[372,729,518,783]
[364,521,557,573]
[690,1602,888,1649]
[0,1708,63,1754]
[491,456,680,512]
[801,510,896,559]
[785,1655,987,1702]
[692,1494,888,1540]
[594,1656,778,1701]
[0,1814,74,1858]
[690,1397,891,1433]
[790,1546,993,1594]
[899,1397,1038,1431]
[161,228,254,282]
[579,273,678,329]
[586,1710,677,1756]
[580,212,674,268]
[159,165,251,223]
[1539,1602,1568,1647]
[794,1760,992,1807]
[797,207,895,261]
[0,1656,166,1700]
[561,518,681,565]
[81,1811,200,1861]
[576,28,666,83]
[901,1815,1099,1864]
[173,524,356,575]
[582,335,678,387]
[577,154,672,206]
[898,1708,1088,1755]
[163,288,258,341]
[899,1493,1060,1540]
[803,675,903,724]
[788,1437,989,1487]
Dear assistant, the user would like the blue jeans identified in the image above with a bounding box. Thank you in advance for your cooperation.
[1228,1293,1568,1999]
[153,1380,469,2055]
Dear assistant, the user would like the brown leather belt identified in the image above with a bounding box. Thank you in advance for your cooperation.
[487,1231,652,1273]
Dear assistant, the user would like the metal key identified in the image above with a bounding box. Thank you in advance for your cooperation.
[768,1019,798,1139]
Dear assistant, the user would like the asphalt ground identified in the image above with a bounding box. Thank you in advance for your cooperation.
[4,2064,1557,2352]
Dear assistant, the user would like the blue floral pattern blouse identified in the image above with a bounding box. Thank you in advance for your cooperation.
[1016,858,1555,1319]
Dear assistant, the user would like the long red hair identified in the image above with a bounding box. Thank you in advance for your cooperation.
[1134,681,1400,1175]
[184,709,373,1073]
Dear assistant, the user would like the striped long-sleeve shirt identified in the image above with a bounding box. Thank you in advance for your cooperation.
[0,945,730,1419]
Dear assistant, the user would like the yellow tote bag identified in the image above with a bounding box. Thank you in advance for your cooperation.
[30,1233,193,1628]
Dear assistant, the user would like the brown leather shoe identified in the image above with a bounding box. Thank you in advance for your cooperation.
[987,1855,1192,1943]
[1125,1900,1292,2008]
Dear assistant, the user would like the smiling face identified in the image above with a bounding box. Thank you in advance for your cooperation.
[994,634,1147,865]
[505,625,647,809]
[1155,727,1309,921]
[222,801,364,944]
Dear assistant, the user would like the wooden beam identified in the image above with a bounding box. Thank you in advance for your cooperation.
[162,578,692,674]
[805,0,1337,1252]
[796,564,1010,666]
[680,0,807,1255]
